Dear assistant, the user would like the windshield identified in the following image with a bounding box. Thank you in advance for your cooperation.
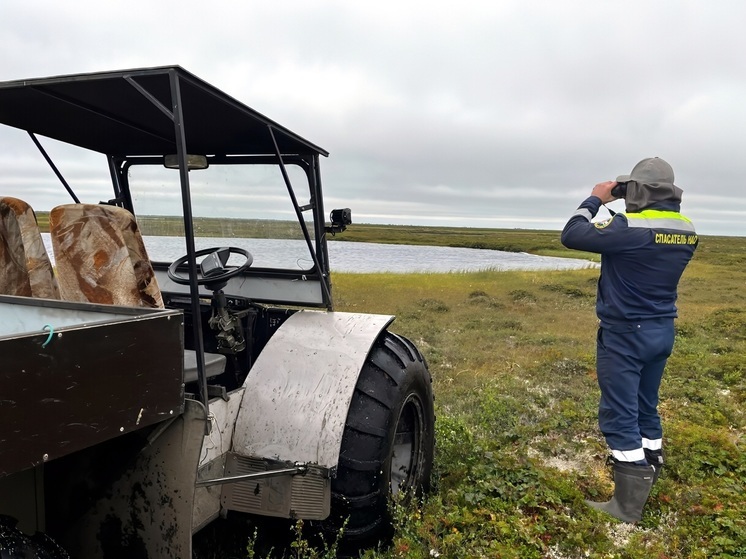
[128,162,318,271]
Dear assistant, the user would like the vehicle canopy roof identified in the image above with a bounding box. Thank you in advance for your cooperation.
[0,65,328,158]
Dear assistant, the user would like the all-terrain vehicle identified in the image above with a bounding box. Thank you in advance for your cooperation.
[0,66,435,558]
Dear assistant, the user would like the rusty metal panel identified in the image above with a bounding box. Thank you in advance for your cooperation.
[0,297,185,478]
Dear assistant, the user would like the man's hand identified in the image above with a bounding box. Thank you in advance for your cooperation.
[591,181,618,204]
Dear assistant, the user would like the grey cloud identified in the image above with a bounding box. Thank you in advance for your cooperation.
[1,0,745,235]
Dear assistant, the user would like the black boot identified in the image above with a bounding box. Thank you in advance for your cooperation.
[644,448,664,485]
[586,461,655,523]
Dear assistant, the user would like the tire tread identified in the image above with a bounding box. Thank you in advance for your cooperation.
[324,330,435,548]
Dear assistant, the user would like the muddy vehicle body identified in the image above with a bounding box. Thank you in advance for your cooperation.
[0,66,434,557]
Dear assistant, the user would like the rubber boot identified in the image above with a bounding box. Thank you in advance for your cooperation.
[586,461,655,523]
[644,448,664,485]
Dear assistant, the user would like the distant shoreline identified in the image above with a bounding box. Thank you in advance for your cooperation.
[35,212,740,264]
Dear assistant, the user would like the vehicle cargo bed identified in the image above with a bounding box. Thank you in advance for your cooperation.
[0,295,185,478]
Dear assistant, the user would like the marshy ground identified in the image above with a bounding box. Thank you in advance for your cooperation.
[328,228,745,559]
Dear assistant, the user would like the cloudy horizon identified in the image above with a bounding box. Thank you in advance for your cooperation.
[1,0,745,236]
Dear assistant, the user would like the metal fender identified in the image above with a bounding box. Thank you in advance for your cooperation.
[232,311,394,468]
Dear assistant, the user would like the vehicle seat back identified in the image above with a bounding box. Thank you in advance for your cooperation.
[50,203,163,308]
[0,196,60,299]
[50,203,227,383]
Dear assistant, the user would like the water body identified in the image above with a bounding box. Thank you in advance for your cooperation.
[327,241,598,273]
[41,234,598,274]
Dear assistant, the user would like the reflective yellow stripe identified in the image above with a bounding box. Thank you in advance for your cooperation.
[625,210,696,233]
[626,210,693,224]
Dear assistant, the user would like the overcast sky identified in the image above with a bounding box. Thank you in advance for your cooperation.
[1,0,745,236]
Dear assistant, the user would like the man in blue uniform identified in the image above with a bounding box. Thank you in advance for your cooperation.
[561,157,697,523]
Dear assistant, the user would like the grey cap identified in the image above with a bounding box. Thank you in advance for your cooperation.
[616,157,683,212]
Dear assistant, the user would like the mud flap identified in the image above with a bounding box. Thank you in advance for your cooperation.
[58,399,207,559]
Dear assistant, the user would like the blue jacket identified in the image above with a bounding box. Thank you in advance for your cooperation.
[561,196,697,325]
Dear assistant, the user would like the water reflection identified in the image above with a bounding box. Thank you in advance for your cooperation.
[328,241,598,273]
[42,234,598,274]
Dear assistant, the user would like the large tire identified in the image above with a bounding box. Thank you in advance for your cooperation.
[0,515,70,559]
[326,330,435,548]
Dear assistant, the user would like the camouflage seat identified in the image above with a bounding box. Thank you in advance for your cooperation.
[49,204,163,308]
[50,203,226,381]
[0,196,60,299]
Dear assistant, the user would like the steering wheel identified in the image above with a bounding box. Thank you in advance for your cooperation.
[167,247,253,286]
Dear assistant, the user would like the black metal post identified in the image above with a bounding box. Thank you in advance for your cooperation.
[311,154,333,306]
[167,70,211,412]
[267,127,332,307]
[28,132,80,203]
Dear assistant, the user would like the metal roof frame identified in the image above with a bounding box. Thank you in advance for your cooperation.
[0,66,331,408]
[0,65,328,158]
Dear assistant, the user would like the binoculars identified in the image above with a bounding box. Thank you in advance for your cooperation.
[611,181,629,198]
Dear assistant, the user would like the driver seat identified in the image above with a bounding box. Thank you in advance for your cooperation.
[49,203,226,383]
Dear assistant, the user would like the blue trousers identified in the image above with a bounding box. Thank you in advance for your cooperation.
[596,319,675,458]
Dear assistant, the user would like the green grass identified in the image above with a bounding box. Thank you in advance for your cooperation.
[327,232,744,559]
[36,212,308,240]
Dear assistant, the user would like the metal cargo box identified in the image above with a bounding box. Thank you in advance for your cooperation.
[0,295,185,477]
